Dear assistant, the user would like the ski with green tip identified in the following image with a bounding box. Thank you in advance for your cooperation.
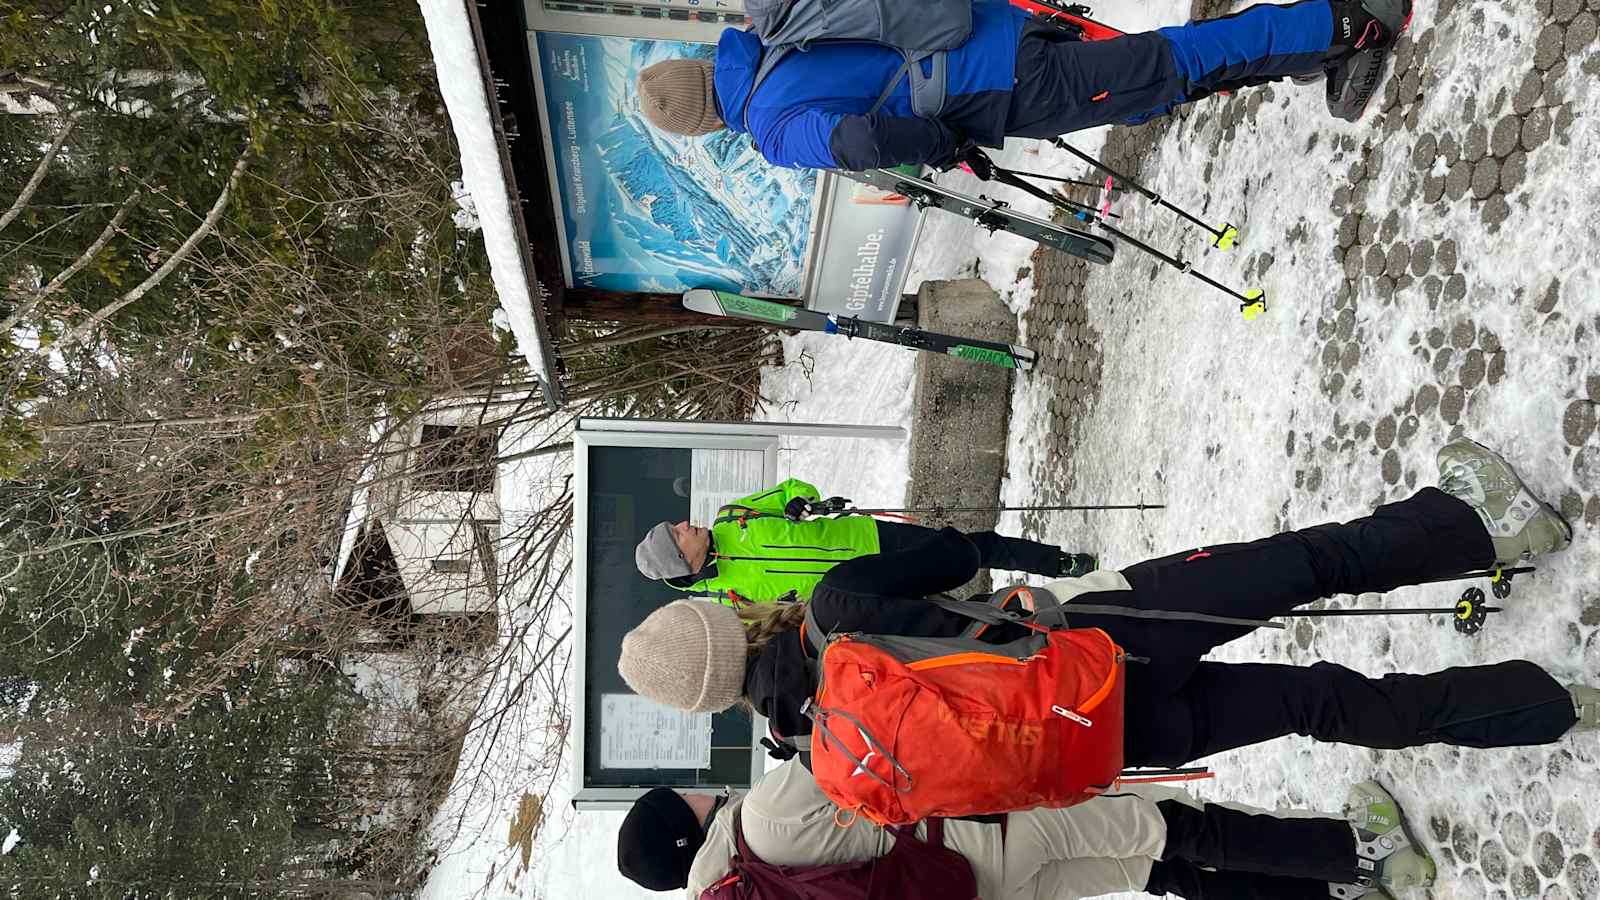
[682,289,1036,372]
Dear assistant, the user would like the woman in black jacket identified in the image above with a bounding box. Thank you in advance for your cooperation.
[619,438,1594,772]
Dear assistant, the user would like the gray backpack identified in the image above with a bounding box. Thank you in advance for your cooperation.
[742,0,974,126]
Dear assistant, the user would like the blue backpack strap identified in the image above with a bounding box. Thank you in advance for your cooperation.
[745,44,946,132]
[907,51,948,117]
[867,56,912,116]
[742,44,793,132]
[865,50,947,117]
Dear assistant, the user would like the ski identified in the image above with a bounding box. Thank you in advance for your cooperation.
[682,289,1037,371]
[837,168,1117,266]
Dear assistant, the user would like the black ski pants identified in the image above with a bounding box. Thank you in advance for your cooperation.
[873,520,1064,578]
[1145,800,1358,898]
[1063,488,1577,768]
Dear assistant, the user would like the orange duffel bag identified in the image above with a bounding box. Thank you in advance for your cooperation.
[800,588,1127,826]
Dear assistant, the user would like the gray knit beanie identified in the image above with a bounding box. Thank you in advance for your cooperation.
[619,600,747,713]
[637,59,723,136]
[636,521,694,581]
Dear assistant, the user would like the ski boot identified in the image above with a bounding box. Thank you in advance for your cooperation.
[1056,551,1099,578]
[1570,684,1600,730]
[1324,0,1414,121]
[1436,437,1572,566]
[1336,780,1437,899]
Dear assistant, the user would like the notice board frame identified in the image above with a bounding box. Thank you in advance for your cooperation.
[569,417,905,810]
[520,0,923,321]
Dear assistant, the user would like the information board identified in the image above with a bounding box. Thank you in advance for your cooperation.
[523,0,922,320]
[576,442,769,794]
[599,694,713,769]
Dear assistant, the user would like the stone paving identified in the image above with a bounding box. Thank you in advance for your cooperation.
[1021,1,1600,536]
[1010,2,1600,896]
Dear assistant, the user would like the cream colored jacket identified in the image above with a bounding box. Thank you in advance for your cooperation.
[686,759,1187,900]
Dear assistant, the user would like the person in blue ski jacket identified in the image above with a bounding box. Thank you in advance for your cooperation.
[634,0,1410,171]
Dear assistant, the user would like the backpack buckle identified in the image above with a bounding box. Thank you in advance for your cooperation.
[1051,705,1093,727]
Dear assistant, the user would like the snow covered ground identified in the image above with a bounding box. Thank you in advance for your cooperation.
[428,0,1600,896]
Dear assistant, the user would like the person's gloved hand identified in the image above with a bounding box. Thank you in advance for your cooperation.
[934,140,976,173]
[783,496,813,520]
[812,496,851,515]
[956,146,995,181]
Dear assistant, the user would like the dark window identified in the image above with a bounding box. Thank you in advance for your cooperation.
[337,522,410,618]
[414,424,497,493]
[430,557,472,575]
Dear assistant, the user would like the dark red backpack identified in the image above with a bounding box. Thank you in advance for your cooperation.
[697,811,978,900]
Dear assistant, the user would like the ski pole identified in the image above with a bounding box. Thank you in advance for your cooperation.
[845,502,1165,515]
[1051,138,1239,251]
[1120,766,1211,778]
[966,164,1125,219]
[1117,770,1216,785]
[1285,586,1503,637]
[984,162,1267,320]
[1282,606,1501,619]
[1420,564,1531,600]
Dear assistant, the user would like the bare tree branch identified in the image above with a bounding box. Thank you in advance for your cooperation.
[0,113,78,233]
[559,323,708,353]
[1,188,141,332]
[68,148,251,343]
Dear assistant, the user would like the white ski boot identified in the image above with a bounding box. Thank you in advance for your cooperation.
[1437,437,1572,566]
[1570,684,1600,730]
[1329,780,1437,899]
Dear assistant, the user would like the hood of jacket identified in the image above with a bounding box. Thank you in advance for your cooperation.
[743,632,816,738]
[712,28,763,135]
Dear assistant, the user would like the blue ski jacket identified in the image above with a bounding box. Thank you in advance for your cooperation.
[710,0,1334,171]
[713,0,1030,171]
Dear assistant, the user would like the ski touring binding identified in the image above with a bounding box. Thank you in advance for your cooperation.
[838,167,1117,266]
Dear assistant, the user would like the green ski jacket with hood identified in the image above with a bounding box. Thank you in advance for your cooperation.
[681,478,880,605]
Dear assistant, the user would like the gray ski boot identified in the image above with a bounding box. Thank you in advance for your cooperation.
[1436,437,1572,566]
[1330,780,1437,899]
[1570,684,1600,730]
[1324,0,1414,121]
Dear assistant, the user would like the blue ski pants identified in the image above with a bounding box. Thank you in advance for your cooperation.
[1005,0,1335,138]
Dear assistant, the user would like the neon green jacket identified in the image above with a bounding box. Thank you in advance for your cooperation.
[683,478,880,605]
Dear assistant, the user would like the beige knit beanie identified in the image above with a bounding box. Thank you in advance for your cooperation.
[637,59,723,136]
[619,600,747,713]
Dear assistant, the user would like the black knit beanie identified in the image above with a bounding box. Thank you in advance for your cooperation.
[617,787,705,891]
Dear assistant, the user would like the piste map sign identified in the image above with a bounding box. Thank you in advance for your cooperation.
[529,23,922,321]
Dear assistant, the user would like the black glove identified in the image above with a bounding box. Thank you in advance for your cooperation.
[957,146,995,181]
[783,496,813,520]
[934,140,976,172]
[812,496,851,515]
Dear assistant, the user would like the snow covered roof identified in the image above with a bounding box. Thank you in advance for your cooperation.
[418,0,563,407]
